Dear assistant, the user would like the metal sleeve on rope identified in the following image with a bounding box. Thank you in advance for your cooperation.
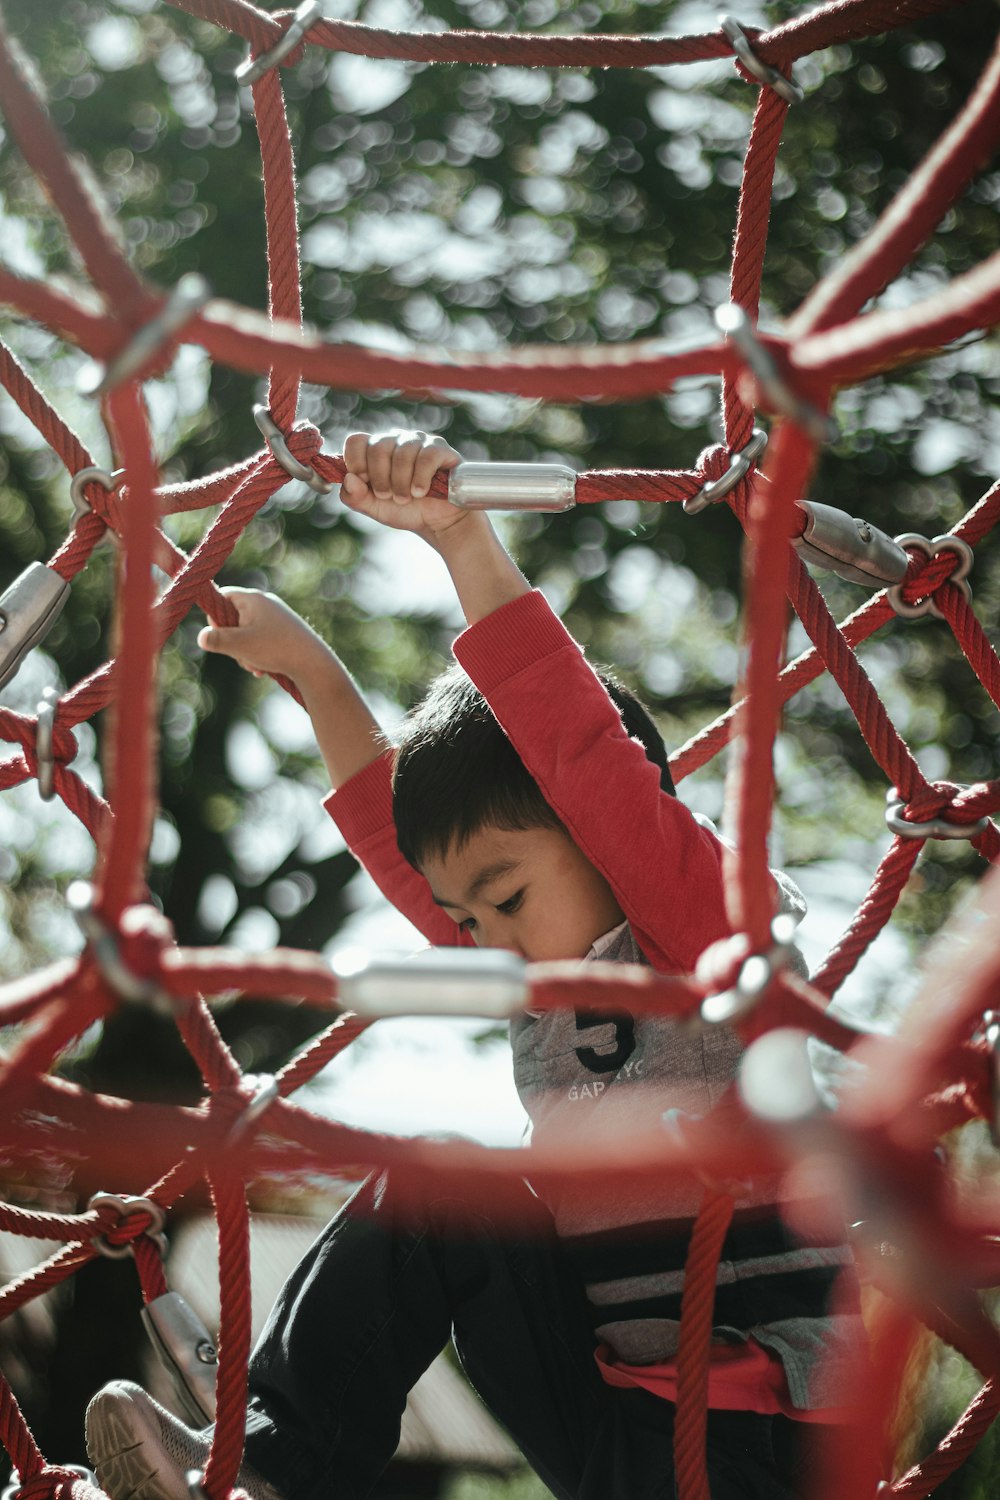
[253,405,334,494]
[792,500,909,587]
[447,460,577,513]
[887,533,974,619]
[67,881,174,1012]
[70,465,126,526]
[82,274,211,396]
[0,563,71,692]
[721,16,803,105]
[236,0,323,84]
[332,946,529,1018]
[684,428,768,514]
[715,304,836,443]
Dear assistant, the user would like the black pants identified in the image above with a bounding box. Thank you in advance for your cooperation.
[242,1170,815,1500]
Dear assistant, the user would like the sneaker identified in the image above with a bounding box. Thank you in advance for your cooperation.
[85,1381,284,1500]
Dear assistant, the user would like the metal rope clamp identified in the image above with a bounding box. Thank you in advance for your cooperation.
[236,0,323,84]
[715,304,837,444]
[720,16,804,105]
[142,1291,219,1425]
[83,274,211,397]
[70,465,126,542]
[0,563,71,692]
[792,501,909,587]
[447,461,577,514]
[254,405,334,494]
[88,1191,168,1260]
[700,912,799,1027]
[884,785,990,843]
[67,880,175,1013]
[886,533,974,620]
[684,429,768,515]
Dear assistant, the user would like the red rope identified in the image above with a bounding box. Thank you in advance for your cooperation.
[673,1191,735,1500]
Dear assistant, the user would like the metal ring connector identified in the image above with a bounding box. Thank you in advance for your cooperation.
[684,428,768,514]
[35,687,59,801]
[83,275,211,397]
[236,0,323,84]
[253,405,334,494]
[88,1192,168,1260]
[886,533,974,620]
[70,465,126,526]
[720,16,803,105]
[716,304,836,443]
[701,913,798,1026]
[884,785,990,843]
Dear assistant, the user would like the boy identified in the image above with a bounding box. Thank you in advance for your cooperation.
[86,431,860,1500]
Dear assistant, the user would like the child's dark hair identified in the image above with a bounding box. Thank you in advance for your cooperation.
[392,662,675,870]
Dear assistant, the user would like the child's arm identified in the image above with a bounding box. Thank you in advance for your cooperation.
[340,430,528,626]
[198,588,384,789]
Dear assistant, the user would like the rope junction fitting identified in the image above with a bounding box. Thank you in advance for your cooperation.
[887,533,975,619]
[0,564,71,692]
[87,1192,168,1260]
[700,913,800,1026]
[792,501,909,587]
[226,1073,281,1145]
[81,274,211,397]
[69,465,125,525]
[253,404,334,494]
[884,786,991,842]
[684,428,768,514]
[1,1468,97,1500]
[235,0,324,85]
[34,687,59,801]
[447,460,578,513]
[715,303,837,443]
[67,881,174,1012]
[721,16,804,105]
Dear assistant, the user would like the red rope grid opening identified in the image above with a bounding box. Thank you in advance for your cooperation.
[0,1,998,1497]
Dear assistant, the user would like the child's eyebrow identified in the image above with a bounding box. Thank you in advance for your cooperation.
[430,858,521,907]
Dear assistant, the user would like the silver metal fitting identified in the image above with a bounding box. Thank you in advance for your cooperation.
[887,533,974,620]
[35,687,60,801]
[447,461,577,513]
[227,1073,281,1145]
[70,465,126,528]
[236,0,323,84]
[884,785,990,843]
[142,1291,219,1425]
[67,881,174,1012]
[88,1192,168,1260]
[332,946,529,1019]
[0,563,71,692]
[82,274,211,397]
[715,304,837,444]
[720,16,803,105]
[684,429,768,514]
[253,405,334,494]
[701,912,798,1027]
[792,501,909,587]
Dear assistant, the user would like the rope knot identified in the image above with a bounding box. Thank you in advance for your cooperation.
[695,443,731,486]
[7,1469,98,1500]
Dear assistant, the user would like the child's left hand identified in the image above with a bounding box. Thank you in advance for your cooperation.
[340,430,467,542]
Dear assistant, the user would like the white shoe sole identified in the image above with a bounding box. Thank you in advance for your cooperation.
[86,1383,203,1500]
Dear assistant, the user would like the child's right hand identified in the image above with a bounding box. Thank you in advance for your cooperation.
[340,430,468,546]
[198,587,329,682]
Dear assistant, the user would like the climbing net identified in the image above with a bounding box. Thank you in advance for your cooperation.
[0,0,999,1496]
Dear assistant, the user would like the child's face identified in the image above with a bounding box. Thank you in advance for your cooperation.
[420,823,625,961]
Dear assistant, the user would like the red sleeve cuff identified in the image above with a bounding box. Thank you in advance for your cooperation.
[453,590,580,692]
[322,749,395,841]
